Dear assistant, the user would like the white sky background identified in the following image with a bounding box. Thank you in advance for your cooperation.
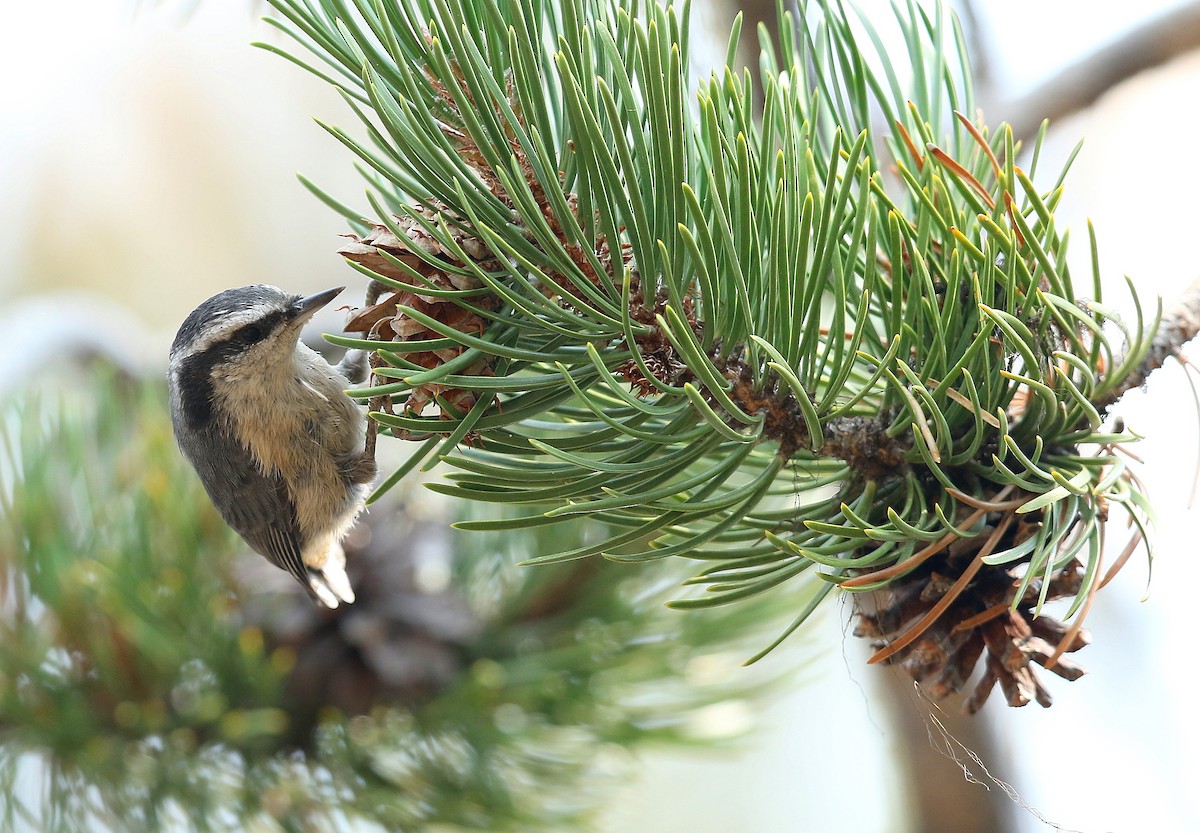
[3,1,1200,832]
[973,0,1189,92]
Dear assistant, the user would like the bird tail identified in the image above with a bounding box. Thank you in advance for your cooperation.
[306,543,356,608]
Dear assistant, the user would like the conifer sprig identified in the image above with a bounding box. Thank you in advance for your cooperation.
[263,0,1156,703]
[0,371,790,830]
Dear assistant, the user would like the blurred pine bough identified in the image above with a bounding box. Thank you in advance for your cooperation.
[0,366,796,832]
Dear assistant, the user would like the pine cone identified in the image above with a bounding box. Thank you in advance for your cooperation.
[236,510,481,742]
[852,505,1090,713]
[616,283,695,395]
[339,206,502,418]
[336,51,639,423]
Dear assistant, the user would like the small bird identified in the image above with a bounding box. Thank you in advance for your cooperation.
[168,284,376,608]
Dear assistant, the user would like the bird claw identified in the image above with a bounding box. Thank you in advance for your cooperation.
[335,348,370,385]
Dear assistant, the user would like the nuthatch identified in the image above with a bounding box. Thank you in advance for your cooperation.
[168,285,376,608]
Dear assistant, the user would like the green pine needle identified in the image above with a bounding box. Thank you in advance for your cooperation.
[262,0,1156,655]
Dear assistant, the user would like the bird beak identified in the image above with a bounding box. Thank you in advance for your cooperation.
[292,286,345,323]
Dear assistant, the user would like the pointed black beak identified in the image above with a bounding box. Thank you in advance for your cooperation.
[292,286,345,322]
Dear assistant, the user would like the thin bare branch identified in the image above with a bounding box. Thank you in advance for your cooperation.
[1098,276,1200,410]
[994,2,1200,143]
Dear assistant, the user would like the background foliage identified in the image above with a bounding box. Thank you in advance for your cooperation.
[0,367,791,831]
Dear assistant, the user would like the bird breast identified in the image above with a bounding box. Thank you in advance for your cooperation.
[213,344,367,538]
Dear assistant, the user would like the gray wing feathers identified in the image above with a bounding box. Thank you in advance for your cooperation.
[185,424,310,590]
[240,485,308,588]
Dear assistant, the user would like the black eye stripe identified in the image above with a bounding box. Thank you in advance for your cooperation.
[231,310,286,345]
[174,308,289,428]
[171,286,292,358]
[181,309,289,372]
[238,323,266,344]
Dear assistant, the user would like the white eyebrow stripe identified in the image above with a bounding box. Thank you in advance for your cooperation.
[173,303,280,360]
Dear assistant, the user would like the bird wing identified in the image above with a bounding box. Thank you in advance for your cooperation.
[188,425,310,591]
[228,475,310,590]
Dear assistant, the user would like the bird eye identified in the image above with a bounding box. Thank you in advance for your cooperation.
[239,324,266,344]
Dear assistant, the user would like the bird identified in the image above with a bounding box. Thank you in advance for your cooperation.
[168,284,376,608]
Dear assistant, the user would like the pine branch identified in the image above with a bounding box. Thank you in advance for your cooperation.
[1095,276,1200,411]
[992,2,1200,143]
[262,0,1164,710]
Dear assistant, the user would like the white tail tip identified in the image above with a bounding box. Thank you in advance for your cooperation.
[309,567,356,608]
